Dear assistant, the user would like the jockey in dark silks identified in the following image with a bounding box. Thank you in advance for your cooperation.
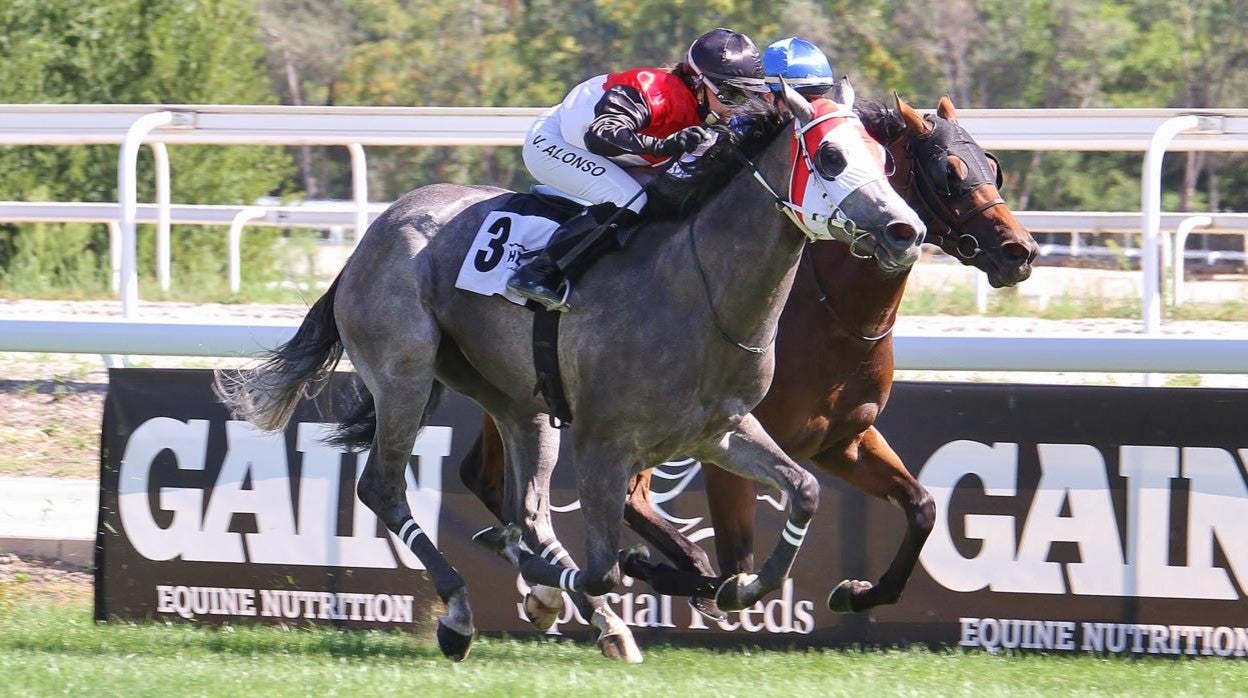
[508,28,769,311]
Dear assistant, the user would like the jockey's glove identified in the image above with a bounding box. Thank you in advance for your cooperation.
[653,126,712,157]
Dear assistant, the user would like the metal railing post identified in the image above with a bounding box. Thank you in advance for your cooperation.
[1173,215,1212,306]
[1141,115,1200,335]
[153,142,171,292]
[974,273,989,314]
[227,207,266,294]
[118,111,175,317]
[348,143,369,241]
[107,220,122,294]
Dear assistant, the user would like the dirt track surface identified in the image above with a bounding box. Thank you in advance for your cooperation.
[0,554,92,605]
[2,300,1247,479]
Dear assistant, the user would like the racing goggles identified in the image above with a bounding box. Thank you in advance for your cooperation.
[703,75,769,106]
[764,75,834,100]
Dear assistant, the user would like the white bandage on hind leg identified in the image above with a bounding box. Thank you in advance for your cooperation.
[781,519,809,547]
[540,541,572,567]
[558,567,581,592]
[398,518,425,549]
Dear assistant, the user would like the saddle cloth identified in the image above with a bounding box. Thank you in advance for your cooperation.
[454,193,579,306]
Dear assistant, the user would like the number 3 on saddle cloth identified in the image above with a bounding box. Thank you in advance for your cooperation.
[455,193,581,305]
[455,189,630,428]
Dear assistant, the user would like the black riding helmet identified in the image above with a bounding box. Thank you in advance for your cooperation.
[686,28,768,100]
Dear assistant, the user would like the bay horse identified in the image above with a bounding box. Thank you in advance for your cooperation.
[216,82,925,662]
[459,94,1038,628]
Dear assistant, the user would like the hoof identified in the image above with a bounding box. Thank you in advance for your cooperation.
[714,572,759,613]
[617,544,651,579]
[827,579,874,613]
[523,590,563,631]
[435,619,475,662]
[598,631,644,664]
[688,596,728,623]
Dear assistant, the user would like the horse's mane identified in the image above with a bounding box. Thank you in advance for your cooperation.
[647,96,788,218]
[854,99,907,147]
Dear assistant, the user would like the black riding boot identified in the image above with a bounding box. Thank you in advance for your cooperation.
[507,203,640,311]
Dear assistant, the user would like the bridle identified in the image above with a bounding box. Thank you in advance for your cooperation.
[693,110,887,354]
[900,116,1005,261]
[789,108,886,257]
[727,109,883,252]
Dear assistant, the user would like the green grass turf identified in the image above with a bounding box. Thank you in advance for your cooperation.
[2,603,1246,697]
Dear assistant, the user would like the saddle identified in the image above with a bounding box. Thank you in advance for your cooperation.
[524,185,634,429]
[454,185,640,429]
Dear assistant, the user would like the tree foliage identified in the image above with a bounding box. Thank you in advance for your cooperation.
[0,0,294,295]
[6,0,1248,296]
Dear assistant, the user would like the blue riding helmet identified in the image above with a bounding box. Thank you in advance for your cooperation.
[764,37,835,97]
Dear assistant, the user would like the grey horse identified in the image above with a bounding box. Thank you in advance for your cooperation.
[215,81,925,663]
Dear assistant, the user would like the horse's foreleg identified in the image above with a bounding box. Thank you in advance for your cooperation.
[692,415,819,612]
[817,426,934,613]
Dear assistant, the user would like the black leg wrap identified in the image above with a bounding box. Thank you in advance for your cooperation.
[395,517,465,602]
[517,549,577,590]
[620,550,719,599]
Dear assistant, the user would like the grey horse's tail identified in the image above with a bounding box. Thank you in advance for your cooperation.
[213,276,345,433]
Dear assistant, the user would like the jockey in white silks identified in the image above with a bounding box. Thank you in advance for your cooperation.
[508,27,770,311]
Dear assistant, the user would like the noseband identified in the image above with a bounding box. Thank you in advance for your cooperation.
[904,117,1005,260]
[728,113,878,252]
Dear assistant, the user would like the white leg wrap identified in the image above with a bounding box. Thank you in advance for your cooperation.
[540,541,572,567]
[558,567,580,592]
[781,519,809,547]
[398,519,424,549]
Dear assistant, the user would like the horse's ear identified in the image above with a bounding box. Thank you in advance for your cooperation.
[832,75,855,110]
[937,94,959,123]
[780,79,813,126]
[894,92,930,136]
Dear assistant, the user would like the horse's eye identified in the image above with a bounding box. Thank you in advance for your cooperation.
[815,143,847,180]
[945,154,969,184]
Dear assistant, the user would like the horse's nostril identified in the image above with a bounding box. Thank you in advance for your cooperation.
[1002,242,1031,262]
[886,221,918,243]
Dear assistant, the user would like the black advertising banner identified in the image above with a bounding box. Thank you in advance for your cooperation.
[97,368,487,631]
[98,371,1248,657]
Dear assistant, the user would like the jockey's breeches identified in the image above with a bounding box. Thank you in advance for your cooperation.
[522,109,649,213]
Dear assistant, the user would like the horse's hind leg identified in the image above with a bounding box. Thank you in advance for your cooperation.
[351,341,476,660]
[691,415,819,612]
[818,427,934,613]
[478,416,642,663]
[457,416,506,521]
[481,441,632,597]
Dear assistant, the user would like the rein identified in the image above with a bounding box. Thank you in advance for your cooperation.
[800,245,895,343]
[687,135,817,356]
[689,121,883,355]
[688,208,774,355]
